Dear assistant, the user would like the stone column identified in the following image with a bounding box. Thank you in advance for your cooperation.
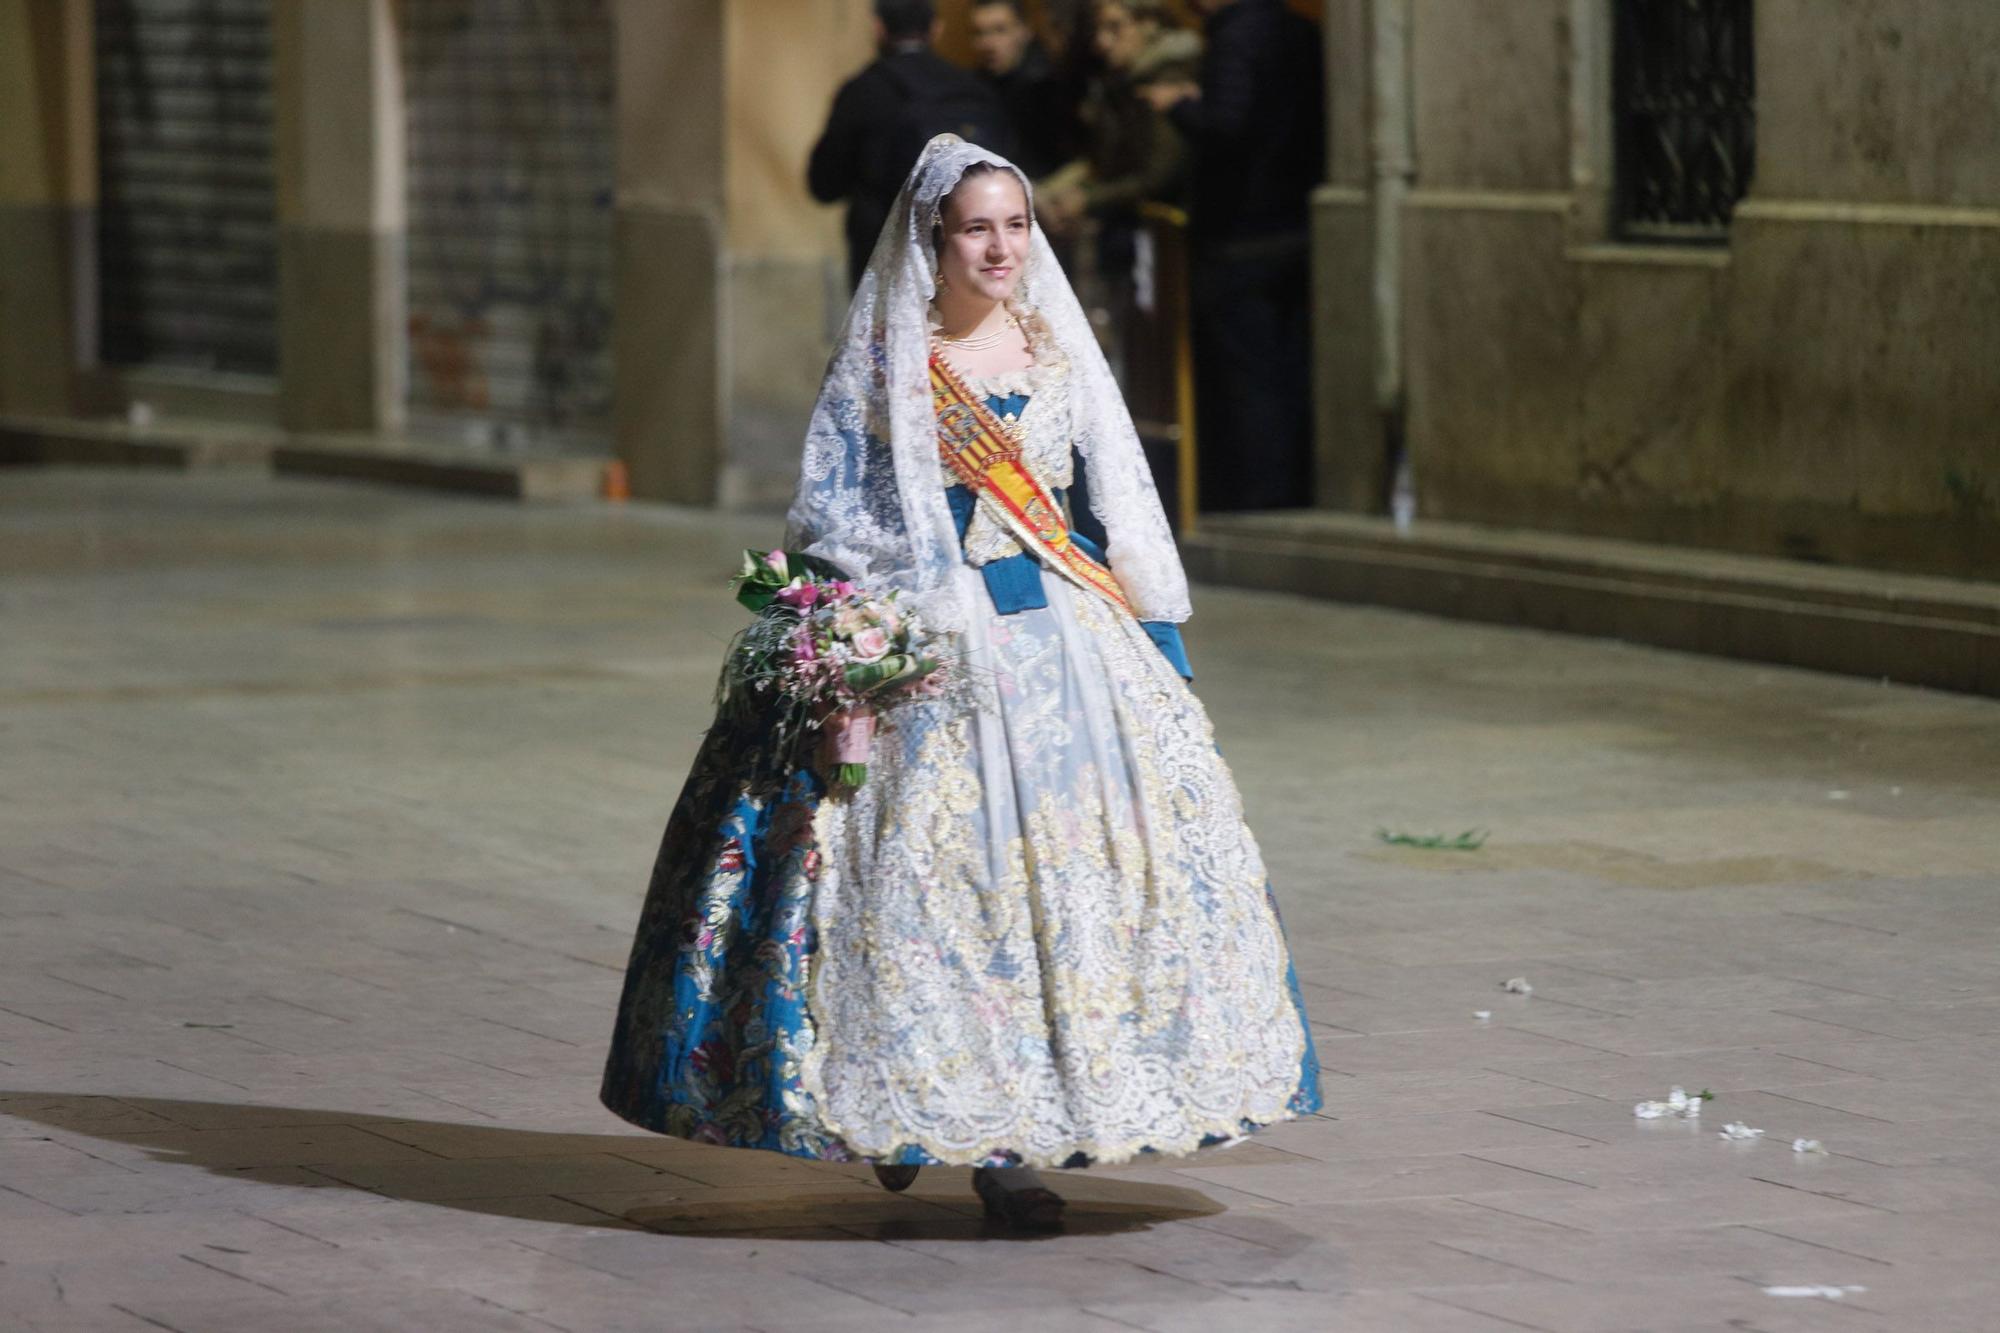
[0,0,93,416]
[273,0,405,433]
[613,0,726,505]
[1310,0,1393,512]
[719,0,869,507]
[614,0,866,507]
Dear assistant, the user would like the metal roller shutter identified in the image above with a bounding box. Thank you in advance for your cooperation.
[94,0,278,377]
[400,0,615,452]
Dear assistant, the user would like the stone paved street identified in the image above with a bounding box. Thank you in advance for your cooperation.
[6,470,2000,1332]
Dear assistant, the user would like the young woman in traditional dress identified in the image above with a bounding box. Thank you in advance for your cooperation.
[601,136,1319,1232]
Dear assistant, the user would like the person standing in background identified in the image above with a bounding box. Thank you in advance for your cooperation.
[969,0,1078,180]
[1145,0,1322,511]
[1039,0,1198,247]
[810,0,1010,288]
[1038,0,1199,389]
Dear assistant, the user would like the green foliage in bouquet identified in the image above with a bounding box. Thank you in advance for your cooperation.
[714,549,946,789]
[732,548,847,614]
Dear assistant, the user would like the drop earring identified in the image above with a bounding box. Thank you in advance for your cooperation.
[934,266,946,291]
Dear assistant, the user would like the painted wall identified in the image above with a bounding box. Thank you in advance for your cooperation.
[720,0,871,507]
[0,0,92,416]
[276,0,403,433]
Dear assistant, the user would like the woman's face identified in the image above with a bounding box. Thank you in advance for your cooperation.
[1094,3,1150,71]
[937,172,1031,304]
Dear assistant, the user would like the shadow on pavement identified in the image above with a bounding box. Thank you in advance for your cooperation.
[0,1092,1225,1241]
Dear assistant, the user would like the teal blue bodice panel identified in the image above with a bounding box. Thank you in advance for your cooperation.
[945,390,1190,680]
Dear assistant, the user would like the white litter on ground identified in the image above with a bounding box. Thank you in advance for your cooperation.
[1764,1285,1865,1300]
[1793,1138,1827,1154]
[1720,1121,1766,1141]
[1634,1086,1706,1121]
[1500,978,1533,995]
[1473,1010,1492,1021]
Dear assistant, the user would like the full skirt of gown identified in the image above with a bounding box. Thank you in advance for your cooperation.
[600,563,1322,1168]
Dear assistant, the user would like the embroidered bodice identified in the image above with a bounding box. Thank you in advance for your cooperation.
[937,352,1074,568]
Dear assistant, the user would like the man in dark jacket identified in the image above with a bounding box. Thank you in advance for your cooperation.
[1146,0,1324,510]
[809,0,1010,288]
[969,0,1078,180]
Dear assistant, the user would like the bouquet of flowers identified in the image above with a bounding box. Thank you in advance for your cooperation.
[717,549,945,788]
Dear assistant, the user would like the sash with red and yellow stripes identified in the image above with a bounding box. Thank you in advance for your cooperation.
[929,350,1133,617]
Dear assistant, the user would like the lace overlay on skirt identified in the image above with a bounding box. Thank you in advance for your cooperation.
[801,569,1308,1164]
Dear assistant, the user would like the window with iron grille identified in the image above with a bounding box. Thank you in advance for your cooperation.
[1613,0,1756,242]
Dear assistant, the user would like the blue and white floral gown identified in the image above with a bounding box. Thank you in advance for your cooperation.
[601,356,1321,1168]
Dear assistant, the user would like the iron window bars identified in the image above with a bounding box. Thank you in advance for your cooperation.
[1613,0,1756,242]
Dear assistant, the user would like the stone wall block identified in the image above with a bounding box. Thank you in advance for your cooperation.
[1409,0,1570,192]
[616,209,722,506]
[277,224,403,434]
[1719,210,2000,573]
[1402,202,1581,521]
[1574,259,1733,510]
[1311,188,1381,512]
[1757,0,2000,208]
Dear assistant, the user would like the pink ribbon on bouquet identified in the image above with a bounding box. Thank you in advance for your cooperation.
[826,706,876,762]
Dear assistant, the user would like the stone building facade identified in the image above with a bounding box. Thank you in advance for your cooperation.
[1315,0,2000,579]
[5,1,1994,583]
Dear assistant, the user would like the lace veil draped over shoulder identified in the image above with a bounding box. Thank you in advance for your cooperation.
[784,134,1190,634]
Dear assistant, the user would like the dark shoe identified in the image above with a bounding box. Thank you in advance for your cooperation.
[872,1163,922,1192]
[971,1166,1066,1232]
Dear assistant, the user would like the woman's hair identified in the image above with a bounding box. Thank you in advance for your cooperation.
[1097,0,1169,24]
[930,161,1022,257]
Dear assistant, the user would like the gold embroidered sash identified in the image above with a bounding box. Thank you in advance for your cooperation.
[929,351,1133,617]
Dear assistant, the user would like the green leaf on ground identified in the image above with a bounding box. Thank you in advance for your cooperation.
[1376,828,1489,852]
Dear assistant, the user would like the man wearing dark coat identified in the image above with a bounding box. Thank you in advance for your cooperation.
[969,0,1078,180]
[1146,0,1324,511]
[809,0,1011,289]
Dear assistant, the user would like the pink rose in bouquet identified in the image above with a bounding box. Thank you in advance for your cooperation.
[849,625,892,662]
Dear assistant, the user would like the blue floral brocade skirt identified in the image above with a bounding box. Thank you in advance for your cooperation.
[598,707,1322,1168]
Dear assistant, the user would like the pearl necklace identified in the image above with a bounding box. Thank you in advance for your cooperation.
[937,312,1018,352]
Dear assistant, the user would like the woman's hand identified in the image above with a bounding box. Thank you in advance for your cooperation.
[1039,186,1086,235]
[1139,81,1200,114]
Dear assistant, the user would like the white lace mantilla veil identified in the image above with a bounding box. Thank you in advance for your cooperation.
[784,134,1191,635]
